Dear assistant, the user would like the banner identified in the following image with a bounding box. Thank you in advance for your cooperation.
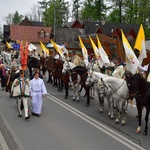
[20,40,29,70]
[121,30,139,74]
[78,36,89,67]
[96,35,110,64]
[89,36,104,68]
[40,41,49,55]
[134,24,147,65]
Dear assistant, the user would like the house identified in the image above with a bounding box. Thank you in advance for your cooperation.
[50,27,85,57]
[3,17,52,54]
[64,20,150,64]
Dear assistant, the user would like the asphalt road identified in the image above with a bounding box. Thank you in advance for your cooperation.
[0,75,149,150]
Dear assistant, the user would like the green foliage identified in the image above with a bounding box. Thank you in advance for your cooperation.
[80,0,107,21]
[12,11,24,24]
[107,9,120,23]
[40,0,69,27]
[72,0,82,20]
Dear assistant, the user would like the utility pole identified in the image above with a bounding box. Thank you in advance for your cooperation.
[54,0,56,41]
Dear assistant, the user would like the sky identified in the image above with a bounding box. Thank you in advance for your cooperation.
[0,0,40,31]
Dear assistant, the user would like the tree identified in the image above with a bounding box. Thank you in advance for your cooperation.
[25,4,43,22]
[72,0,82,20]
[12,11,24,24]
[41,0,69,27]
[107,9,120,23]
[80,0,108,21]
[4,13,14,25]
[4,11,23,25]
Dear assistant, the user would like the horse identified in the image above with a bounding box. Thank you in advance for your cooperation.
[52,59,64,91]
[27,56,40,77]
[43,56,55,83]
[125,71,150,135]
[86,71,109,112]
[71,66,90,106]
[86,70,129,125]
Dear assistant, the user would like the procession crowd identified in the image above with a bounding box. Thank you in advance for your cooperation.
[0,46,149,123]
[0,48,47,120]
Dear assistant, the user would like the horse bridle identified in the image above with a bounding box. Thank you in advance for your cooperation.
[105,80,126,96]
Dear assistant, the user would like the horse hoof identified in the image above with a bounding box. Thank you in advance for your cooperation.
[64,96,68,99]
[98,109,103,113]
[72,99,75,101]
[143,131,148,135]
[110,116,114,119]
[76,100,79,102]
[136,129,141,133]
[121,122,125,126]
[115,121,119,124]
[108,113,111,117]
[85,103,89,107]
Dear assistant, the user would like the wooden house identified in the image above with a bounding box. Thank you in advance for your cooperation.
[3,17,52,54]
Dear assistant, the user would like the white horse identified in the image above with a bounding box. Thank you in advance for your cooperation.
[98,75,129,125]
[1,51,12,69]
[86,70,129,125]
[62,61,81,101]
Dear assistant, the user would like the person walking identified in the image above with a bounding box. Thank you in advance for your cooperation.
[0,64,7,90]
[11,70,30,120]
[29,72,47,117]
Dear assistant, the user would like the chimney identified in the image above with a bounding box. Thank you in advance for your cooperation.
[101,20,106,25]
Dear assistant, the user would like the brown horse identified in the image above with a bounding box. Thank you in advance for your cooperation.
[70,66,90,106]
[125,71,150,135]
[43,56,55,83]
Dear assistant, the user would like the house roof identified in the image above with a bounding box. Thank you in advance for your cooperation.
[54,27,85,48]
[10,25,52,43]
[19,17,45,27]
[83,21,140,37]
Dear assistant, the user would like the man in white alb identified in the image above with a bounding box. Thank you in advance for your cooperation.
[29,72,47,117]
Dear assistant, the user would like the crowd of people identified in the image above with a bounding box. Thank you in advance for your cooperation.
[0,46,149,121]
[0,47,47,120]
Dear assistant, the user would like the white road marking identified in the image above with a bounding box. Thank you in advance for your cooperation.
[47,93,145,150]
[0,131,9,150]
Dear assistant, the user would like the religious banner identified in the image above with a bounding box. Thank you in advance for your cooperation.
[20,39,29,70]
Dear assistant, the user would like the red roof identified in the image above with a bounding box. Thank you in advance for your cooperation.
[10,25,52,43]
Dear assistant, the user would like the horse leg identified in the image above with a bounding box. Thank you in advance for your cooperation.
[85,86,90,106]
[98,94,104,113]
[121,100,127,126]
[60,79,63,92]
[136,104,142,133]
[64,83,68,99]
[115,100,120,124]
[46,71,50,83]
[57,78,60,91]
[108,96,114,119]
[143,107,150,135]
[72,82,76,101]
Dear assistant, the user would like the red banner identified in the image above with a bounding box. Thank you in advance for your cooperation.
[20,40,29,70]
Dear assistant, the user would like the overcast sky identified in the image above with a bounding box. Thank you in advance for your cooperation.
[0,0,41,30]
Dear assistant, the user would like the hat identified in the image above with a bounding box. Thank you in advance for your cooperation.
[72,51,76,54]
[19,70,24,74]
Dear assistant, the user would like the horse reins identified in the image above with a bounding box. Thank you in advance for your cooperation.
[106,80,126,96]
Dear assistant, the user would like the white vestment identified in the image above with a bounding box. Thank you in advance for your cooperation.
[30,78,47,114]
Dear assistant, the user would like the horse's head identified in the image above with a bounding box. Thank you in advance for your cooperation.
[62,61,76,74]
[86,69,97,86]
[98,78,109,97]
[125,73,144,98]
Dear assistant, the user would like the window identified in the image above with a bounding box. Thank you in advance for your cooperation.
[40,30,45,38]
[127,36,132,41]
